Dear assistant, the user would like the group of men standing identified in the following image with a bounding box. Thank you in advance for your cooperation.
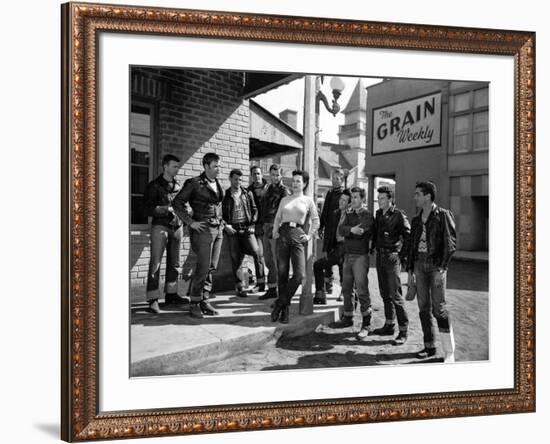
[142,153,457,362]
[143,153,290,318]
[311,167,457,362]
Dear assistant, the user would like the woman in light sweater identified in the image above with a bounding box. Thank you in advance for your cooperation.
[271,170,320,324]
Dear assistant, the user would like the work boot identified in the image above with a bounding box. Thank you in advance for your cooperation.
[280,305,290,324]
[256,283,266,292]
[332,315,354,329]
[393,331,408,345]
[313,290,327,305]
[372,323,395,336]
[165,293,190,305]
[357,314,373,339]
[147,299,161,314]
[199,300,219,316]
[236,288,249,298]
[271,299,284,322]
[260,287,278,300]
[416,347,437,359]
[189,303,204,319]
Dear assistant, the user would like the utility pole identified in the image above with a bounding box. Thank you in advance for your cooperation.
[299,75,319,315]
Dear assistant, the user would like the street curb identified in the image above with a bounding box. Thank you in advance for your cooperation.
[131,307,342,377]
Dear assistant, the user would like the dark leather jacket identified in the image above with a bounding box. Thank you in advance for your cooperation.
[407,204,457,271]
[143,175,182,228]
[247,180,268,212]
[247,180,268,231]
[374,205,411,262]
[320,187,345,252]
[172,172,224,226]
[222,186,258,227]
[339,207,375,255]
[324,208,343,253]
[261,182,290,224]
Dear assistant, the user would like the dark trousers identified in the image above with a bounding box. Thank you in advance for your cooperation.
[375,250,409,331]
[276,225,306,306]
[189,225,223,303]
[146,224,182,301]
[313,243,344,294]
[227,228,265,290]
[414,253,451,348]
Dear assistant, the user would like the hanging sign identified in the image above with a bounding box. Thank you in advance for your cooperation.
[372,92,442,154]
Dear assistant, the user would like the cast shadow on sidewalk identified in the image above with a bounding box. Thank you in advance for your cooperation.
[131,293,341,328]
[261,350,440,371]
[275,332,395,353]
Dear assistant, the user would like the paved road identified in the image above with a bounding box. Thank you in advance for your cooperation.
[198,260,489,373]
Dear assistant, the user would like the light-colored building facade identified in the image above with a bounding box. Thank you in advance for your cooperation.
[364,78,489,251]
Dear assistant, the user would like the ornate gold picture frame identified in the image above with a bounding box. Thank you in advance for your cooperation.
[61,2,536,441]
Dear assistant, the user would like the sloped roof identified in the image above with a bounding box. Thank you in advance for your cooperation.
[342,79,367,114]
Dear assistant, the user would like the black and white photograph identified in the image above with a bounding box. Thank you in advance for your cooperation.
[129,68,489,377]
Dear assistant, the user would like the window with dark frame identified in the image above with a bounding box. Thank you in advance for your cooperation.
[450,86,489,154]
[130,103,155,225]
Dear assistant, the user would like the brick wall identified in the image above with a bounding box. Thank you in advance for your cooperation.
[130,68,251,293]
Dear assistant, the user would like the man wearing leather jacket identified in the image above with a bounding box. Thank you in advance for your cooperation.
[407,181,457,362]
[258,164,290,300]
[143,154,187,314]
[247,165,269,292]
[172,152,224,319]
[371,185,411,345]
[317,167,346,300]
[222,169,264,298]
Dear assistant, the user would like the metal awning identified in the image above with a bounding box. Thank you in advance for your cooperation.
[250,138,301,158]
[242,73,303,98]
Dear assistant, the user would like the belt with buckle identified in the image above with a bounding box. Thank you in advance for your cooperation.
[281,222,303,228]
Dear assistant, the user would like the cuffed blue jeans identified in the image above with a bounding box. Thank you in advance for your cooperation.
[189,225,223,303]
[342,253,371,317]
[146,224,182,301]
[413,253,451,348]
[226,229,265,290]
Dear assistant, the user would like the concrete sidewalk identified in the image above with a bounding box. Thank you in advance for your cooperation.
[130,289,343,377]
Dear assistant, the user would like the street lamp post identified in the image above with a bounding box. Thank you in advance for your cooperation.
[300,75,345,315]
